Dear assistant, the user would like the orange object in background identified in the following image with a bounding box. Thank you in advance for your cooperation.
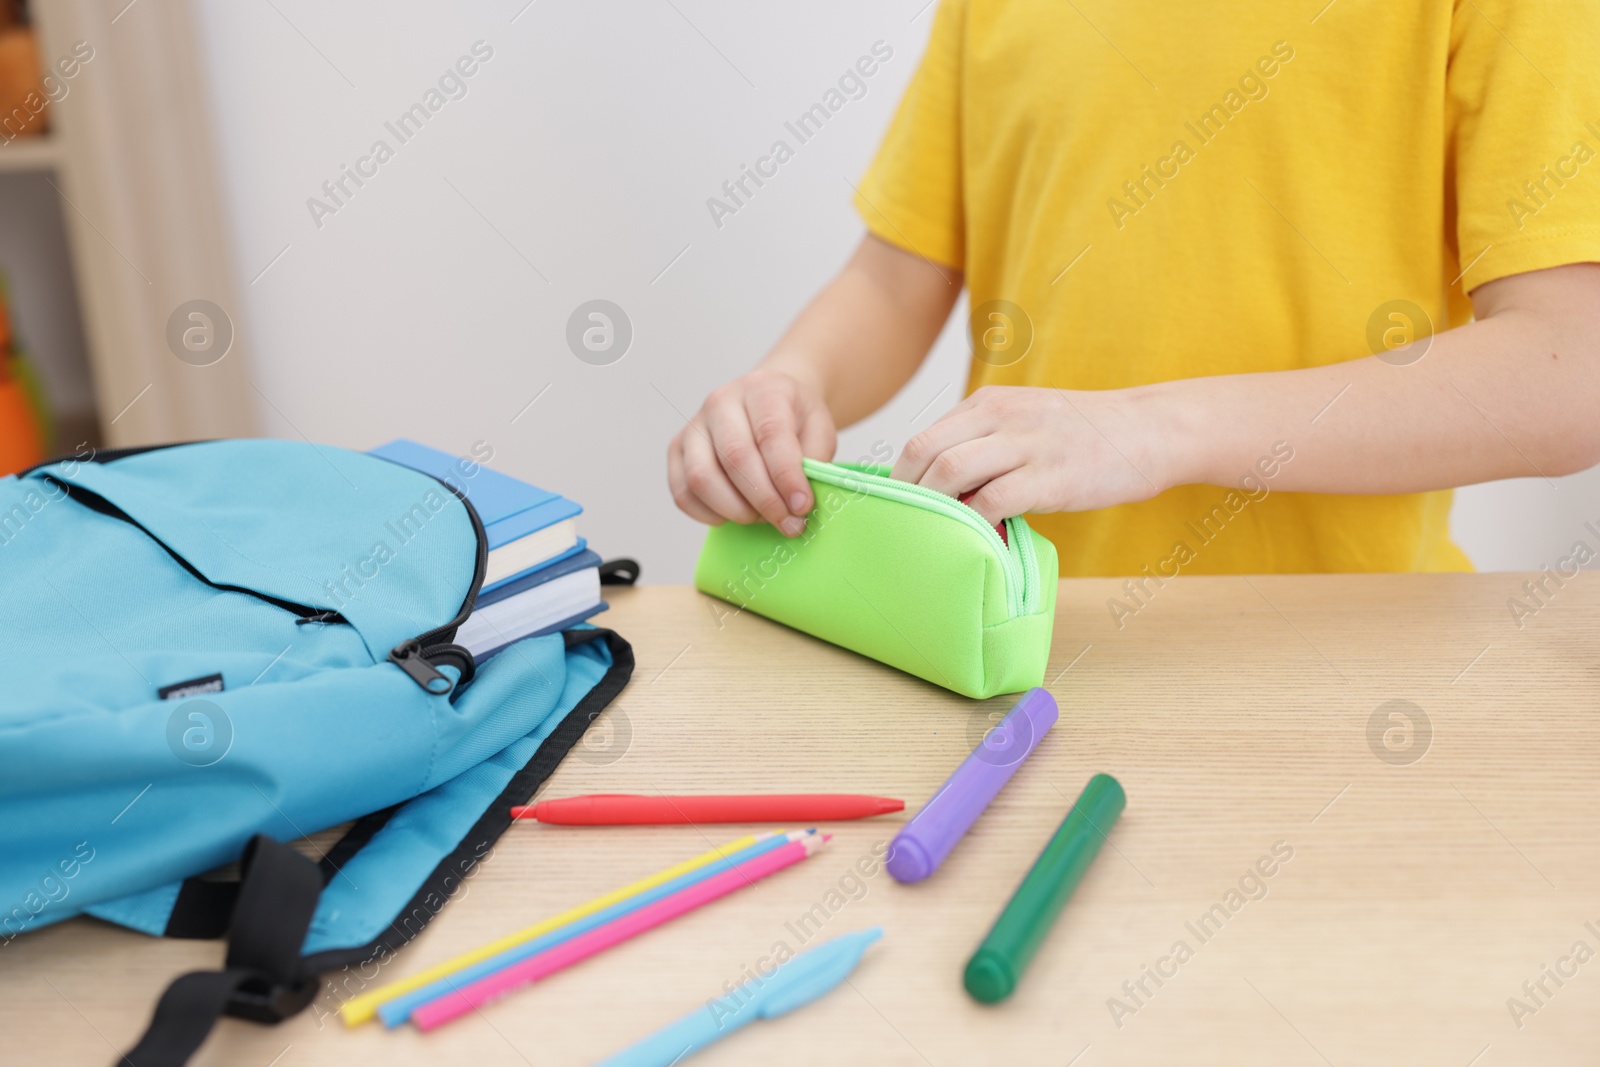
[0,369,45,475]
[0,265,46,474]
[0,22,49,140]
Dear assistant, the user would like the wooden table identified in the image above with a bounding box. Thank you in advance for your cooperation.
[8,577,1599,1066]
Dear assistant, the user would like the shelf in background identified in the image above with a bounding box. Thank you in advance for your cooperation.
[0,136,62,174]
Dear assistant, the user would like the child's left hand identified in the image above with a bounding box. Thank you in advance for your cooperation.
[889,385,1173,524]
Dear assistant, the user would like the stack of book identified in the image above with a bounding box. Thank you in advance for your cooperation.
[371,440,604,660]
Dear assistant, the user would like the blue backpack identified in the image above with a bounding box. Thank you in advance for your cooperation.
[0,439,634,1065]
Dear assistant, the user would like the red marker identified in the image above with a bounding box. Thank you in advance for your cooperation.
[509,793,905,825]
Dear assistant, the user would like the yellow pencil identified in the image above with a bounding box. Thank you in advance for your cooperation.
[339,832,766,1025]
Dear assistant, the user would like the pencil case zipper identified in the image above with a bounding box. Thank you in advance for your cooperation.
[801,458,1041,618]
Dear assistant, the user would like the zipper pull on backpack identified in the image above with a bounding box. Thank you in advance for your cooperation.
[388,640,453,693]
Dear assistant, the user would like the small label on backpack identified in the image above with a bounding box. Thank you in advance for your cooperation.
[158,673,225,700]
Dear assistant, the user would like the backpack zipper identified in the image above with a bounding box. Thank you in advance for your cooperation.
[39,475,354,625]
[380,473,489,694]
[37,445,491,695]
[800,459,1040,617]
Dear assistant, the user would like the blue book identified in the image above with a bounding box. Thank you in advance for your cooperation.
[470,605,610,661]
[370,439,582,589]
[455,550,606,658]
[477,548,601,607]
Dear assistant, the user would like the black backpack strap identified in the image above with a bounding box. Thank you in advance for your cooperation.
[164,806,401,939]
[598,557,640,585]
[120,835,321,1067]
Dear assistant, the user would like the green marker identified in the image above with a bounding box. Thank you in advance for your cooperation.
[963,773,1126,1003]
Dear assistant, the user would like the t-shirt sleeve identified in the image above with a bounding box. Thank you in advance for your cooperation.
[853,0,966,270]
[1448,0,1600,290]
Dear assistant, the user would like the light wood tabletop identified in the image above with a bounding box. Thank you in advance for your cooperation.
[7,576,1598,1066]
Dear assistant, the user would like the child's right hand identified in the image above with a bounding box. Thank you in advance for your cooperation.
[666,367,838,536]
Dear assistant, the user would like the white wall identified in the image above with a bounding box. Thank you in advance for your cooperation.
[192,0,1587,582]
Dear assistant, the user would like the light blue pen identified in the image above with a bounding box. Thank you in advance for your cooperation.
[593,926,884,1067]
[379,830,814,1027]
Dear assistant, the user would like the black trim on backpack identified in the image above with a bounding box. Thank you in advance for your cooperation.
[121,627,634,1066]
[299,626,634,974]
[18,440,200,478]
[40,476,356,627]
[316,804,403,884]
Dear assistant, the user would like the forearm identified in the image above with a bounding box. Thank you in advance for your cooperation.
[1150,266,1600,495]
[762,234,961,427]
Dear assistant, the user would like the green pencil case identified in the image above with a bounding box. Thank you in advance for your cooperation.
[694,459,1058,699]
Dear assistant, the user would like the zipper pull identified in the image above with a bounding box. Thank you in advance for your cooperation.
[389,641,454,693]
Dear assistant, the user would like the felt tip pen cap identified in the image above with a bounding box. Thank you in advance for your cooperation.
[963,949,1016,1004]
[886,688,1058,883]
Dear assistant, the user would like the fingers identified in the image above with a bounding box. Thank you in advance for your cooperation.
[913,435,1024,500]
[667,431,724,525]
[679,422,760,524]
[745,387,815,518]
[965,468,1034,526]
[703,393,803,535]
[796,397,838,466]
[892,407,995,485]
[667,370,837,534]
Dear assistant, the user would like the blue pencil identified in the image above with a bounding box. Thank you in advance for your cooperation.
[378,829,815,1026]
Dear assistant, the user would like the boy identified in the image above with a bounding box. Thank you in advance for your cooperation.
[668,0,1600,575]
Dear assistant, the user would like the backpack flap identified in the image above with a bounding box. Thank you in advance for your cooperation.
[20,439,479,658]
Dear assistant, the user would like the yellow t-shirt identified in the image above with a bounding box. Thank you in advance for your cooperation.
[855,0,1600,575]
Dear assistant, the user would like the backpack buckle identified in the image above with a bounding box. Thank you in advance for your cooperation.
[224,971,319,1023]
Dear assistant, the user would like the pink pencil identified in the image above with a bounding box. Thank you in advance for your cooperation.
[411,833,830,1031]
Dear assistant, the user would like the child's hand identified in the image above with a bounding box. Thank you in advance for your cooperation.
[890,385,1171,524]
[667,368,838,534]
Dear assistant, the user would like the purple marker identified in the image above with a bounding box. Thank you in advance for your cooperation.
[886,688,1058,884]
